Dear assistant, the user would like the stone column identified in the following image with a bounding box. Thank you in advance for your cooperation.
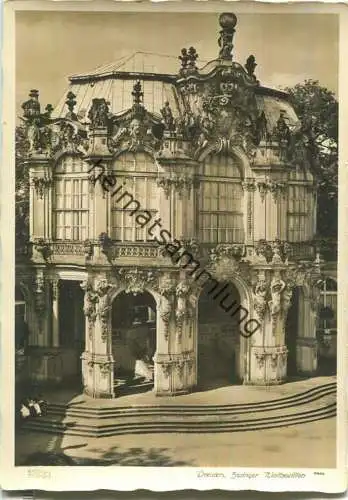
[248,266,292,385]
[51,279,60,347]
[153,274,197,396]
[80,277,115,398]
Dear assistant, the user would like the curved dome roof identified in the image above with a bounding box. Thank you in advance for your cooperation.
[52,51,300,134]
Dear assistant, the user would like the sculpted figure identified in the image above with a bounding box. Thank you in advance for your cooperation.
[176,282,189,324]
[160,101,175,131]
[253,279,268,320]
[269,275,286,317]
[27,118,41,153]
[80,281,98,321]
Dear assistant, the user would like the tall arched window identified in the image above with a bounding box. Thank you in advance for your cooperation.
[318,278,337,332]
[110,152,158,242]
[199,154,244,243]
[287,166,314,242]
[53,155,89,240]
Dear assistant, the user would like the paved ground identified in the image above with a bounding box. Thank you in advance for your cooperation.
[15,376,336,468]
[16,416,336,468]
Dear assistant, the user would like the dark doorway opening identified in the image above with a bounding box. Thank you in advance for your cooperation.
[285,286,300,378]
[111,291,156,395]
[59,280,85,381]
[197,281,241,390]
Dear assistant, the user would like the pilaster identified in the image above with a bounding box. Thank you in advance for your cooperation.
[81,275,115,398]
[153,272,197,396]
[51,278,60,347]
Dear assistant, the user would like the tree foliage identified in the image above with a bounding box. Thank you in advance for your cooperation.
[15,125,30,252]
[285,79,338,238]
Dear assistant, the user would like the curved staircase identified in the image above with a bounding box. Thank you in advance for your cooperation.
[22,382,336,438]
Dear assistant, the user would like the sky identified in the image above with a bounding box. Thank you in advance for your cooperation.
[16,11,338,116]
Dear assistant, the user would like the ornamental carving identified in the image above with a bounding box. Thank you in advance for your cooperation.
[31,176,52,199]
[268,271,286,319]
[99,362,113,376]
[21,88,89,157]
[257,177,287,203]
[33,238,52,262]
[254,239,291,264]
[161,362,172,378]
[109,81,164,154]
[218,13,237,60]
[174,360,185,379]
[83,239,94,260]
[95,278,113,341]
[255,350,266,369]
[156,177,171,198]
[253,275,268,321]
[50,120,88,155]
[158,277,176,341]
[178,46,199,76]
[160,102,176,132]
[179,238,200,259]
[80,280,98,337]
[175,281,190,342]
[35,272,46,324]
[241,179,256,192]
[116,268,158,295]
[210,244,244,264]
[98,232,113,258]
[156,175,198,200]
[88,98,110,129]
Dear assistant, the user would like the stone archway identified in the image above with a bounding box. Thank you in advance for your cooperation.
[285,286,302,377]
[195,269,254,388]
[111,289,157,393]
[197,280,242,389]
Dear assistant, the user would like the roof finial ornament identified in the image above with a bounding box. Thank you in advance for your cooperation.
[178,47,198,75]
[132,80,144,105]
[218,13,237,61]
[245,55,257,79]
[65,91,77,120]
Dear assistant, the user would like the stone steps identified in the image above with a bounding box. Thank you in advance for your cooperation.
[22,382,336,437]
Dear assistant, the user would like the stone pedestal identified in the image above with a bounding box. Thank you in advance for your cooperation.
[81,352,115,398]
[154,352,196,396]
[248,345,288,385]
[296,337,318,375]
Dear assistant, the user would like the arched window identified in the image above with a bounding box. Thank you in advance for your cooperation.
[110,152,158,242]
[53,156,89,240]
[319,278,337,331]
[199,154,244,243]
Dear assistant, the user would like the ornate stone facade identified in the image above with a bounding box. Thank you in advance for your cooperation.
[15,12,336,397]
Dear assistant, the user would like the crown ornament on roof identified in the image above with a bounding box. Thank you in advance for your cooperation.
[218,12,237,60]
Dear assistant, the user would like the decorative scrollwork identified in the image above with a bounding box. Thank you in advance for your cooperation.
[116,268,158,296]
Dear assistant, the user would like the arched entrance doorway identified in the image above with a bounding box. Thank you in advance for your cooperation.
[111,290,156,393]
[197,281,241,389]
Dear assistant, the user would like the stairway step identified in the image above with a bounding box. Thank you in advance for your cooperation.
[47,382,337,413]
[22,406,336,437]
[46,386,336,418]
